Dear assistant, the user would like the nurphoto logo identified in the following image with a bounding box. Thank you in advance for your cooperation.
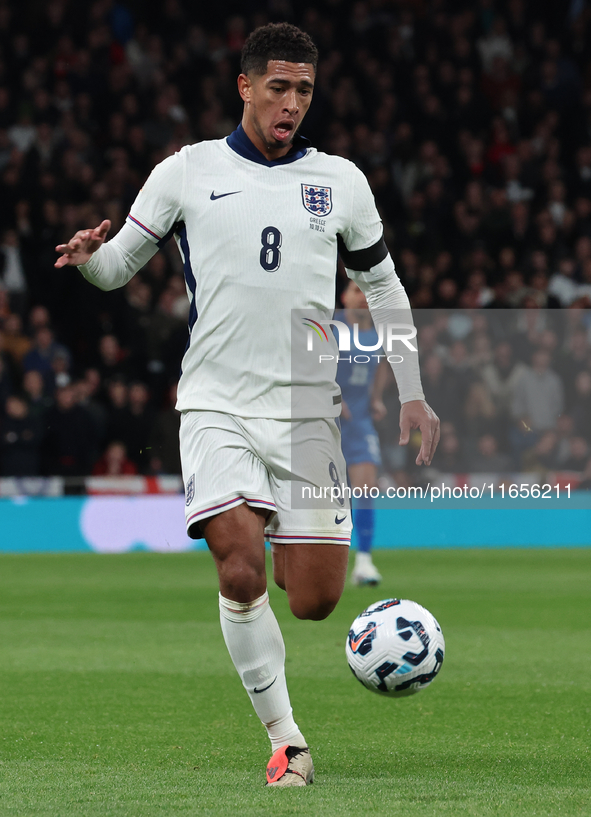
[302,319,418,363]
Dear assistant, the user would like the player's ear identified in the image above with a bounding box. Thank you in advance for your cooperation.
[238,73,252,104]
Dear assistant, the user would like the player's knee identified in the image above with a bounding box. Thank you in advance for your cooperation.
[289,594,339,621]
[218,556,266,600]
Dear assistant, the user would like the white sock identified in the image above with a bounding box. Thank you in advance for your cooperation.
[219,590,307,752]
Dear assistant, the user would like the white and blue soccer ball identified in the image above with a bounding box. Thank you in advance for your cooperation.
[346,598,445,697]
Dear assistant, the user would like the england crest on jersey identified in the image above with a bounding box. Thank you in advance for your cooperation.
[185,474,195,506]
[302,184,333,216]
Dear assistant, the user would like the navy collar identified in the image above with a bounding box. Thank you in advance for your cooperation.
[227,123,310,167]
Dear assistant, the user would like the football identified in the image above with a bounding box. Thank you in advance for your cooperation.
[346,598,445,697]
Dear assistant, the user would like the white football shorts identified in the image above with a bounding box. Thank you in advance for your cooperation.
[180,410,352,546]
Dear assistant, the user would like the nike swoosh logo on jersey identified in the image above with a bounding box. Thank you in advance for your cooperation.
[210,190,242,200]
[349,625,379,653]
[253,676,277,693]
[335,514,347,524]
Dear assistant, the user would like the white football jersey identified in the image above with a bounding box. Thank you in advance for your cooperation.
[125,126,389,419]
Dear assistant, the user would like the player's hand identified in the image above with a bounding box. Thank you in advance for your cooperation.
[54,219,111,268]
[399,399,440,466]
[371,398,387,422]
[341,400,352,421]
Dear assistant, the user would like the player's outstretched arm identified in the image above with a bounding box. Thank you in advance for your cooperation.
[399,399,440,466]
[54,220,160,292]
[56,152,183,290]
[55,220,111,268]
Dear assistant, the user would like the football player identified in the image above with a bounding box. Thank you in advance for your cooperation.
[337,280,394,586]
[55,23,440,787]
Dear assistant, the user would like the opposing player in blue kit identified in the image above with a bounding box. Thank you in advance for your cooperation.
[337,280,392,585]
[55,23,440,787]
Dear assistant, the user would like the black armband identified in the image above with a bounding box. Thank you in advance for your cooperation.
[337,235,388,271]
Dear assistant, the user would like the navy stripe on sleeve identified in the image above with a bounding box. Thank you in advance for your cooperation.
[177,223,197,373]
[156,221,182,249]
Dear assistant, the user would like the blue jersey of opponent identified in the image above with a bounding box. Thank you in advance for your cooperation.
[335,312,381,421]
[335,312,382,466]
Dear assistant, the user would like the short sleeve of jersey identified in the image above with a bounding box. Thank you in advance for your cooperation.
[127,152,184,244]
[339,164,384,253]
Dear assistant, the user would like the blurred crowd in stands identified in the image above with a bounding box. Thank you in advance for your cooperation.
[0,0,591,483]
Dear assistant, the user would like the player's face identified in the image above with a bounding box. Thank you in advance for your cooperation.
[239,60,315,159]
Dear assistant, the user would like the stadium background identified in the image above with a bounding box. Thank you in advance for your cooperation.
[0,0,590,550]
[0,4,589,816]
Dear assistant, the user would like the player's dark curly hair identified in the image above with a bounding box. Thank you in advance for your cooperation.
[241,23,318,76]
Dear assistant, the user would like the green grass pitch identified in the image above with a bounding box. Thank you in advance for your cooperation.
[0,549,589,816]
